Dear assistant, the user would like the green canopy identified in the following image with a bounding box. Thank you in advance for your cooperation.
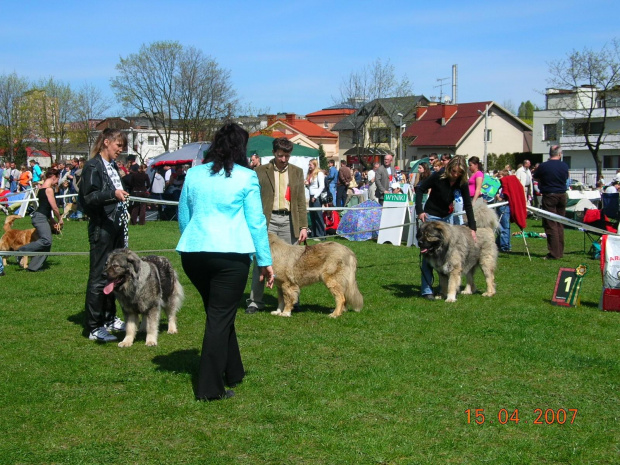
[247,135,319,158]
[410,157,430,171]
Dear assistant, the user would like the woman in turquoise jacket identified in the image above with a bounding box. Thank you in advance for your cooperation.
[177,123,274,401]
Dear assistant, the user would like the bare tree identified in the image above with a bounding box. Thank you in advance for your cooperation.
[336,58,413,108]
[502,99,516,115]
[27,77,76,162]
[174,46,237,143]
[548,39,620,179]
[335,59,414,165]
[111,41,237,150]
[73,83,111,155]
[0,73,30,162]
[112,41,182,151]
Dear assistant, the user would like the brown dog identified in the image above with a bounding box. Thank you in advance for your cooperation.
[0,215,38,268]
[268,233,363,318]
[0,214,62,269]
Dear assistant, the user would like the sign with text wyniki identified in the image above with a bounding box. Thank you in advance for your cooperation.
[378,193,409,246]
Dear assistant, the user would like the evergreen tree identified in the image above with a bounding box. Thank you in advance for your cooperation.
[318,144,328,170]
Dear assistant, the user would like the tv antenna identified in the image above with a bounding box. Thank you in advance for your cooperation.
[434,77,450,103]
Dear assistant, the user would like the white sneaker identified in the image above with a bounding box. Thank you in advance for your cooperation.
[105,316,126,332]
[89,327,118,343]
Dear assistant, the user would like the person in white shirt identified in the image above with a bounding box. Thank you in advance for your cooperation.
[163,164,172,188]
[305,158,326,240]
[368,162,379,201]
[515,160,532,205]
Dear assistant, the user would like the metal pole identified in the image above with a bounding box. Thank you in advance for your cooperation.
[397,113,403,169]
[482,105,489,172]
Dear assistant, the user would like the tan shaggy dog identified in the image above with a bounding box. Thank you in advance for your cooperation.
[268,232,363,318]
[0,215,39,269]
[417,201,498,302]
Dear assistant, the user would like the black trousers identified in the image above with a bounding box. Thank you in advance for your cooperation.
[84,215,124,332]
[181,252,250,400]
[336,184,348,208]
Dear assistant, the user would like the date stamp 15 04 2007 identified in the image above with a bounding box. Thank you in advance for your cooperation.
[465,408,578,425]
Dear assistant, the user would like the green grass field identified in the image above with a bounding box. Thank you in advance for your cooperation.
[0,216,618,464]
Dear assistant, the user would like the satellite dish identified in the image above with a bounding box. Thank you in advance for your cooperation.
[443,95,452,104]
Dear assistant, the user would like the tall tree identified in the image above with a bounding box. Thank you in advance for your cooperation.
[547,39,620,179]
[174,46,237,143]
[0,73,30,162]
[73,83,111,156]
[517,100,538,125]
[337,58,412,108]
[27,78,76,162]
[111,41,237,150]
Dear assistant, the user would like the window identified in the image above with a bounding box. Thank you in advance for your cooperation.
[563,156,571,168]
[370,128,390,144]
[147,136,158,146]
[543,124,557,141]
[603,155,620,169]
[573,122,603,135]
[323,121,329,129]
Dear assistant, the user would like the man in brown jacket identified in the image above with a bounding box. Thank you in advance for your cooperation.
[246,137,308,313]
[336,160,352,207]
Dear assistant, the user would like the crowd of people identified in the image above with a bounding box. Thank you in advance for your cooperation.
[0,127,578,401]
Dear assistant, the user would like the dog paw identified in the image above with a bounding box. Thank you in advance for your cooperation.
[328,312,341,318]
[280,312,292,317]
[445,296,457,303]
[482,292,495,297]
[118,340,133,348]
[145,340,158,347]
[270,310,282,316]
[461,289,472,295]
[167,328,178,334]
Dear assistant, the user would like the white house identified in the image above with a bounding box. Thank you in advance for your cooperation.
[533,86,620,184]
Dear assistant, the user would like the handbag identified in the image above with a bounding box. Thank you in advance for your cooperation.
[348,179,357,189]
[319,190,333,205]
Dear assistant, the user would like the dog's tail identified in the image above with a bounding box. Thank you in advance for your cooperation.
[3,215,22,232]
[473,199,499,230]
[344,254,364,311]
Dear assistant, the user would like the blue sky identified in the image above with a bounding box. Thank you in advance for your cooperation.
[2,0,618,117]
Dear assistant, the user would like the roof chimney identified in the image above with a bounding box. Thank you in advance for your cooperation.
[285,113,296,125]
[267,114,276,126]
[416,107,427,120]
[441,104,458,126]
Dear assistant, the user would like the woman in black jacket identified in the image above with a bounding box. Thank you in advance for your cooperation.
[415,156,477,300]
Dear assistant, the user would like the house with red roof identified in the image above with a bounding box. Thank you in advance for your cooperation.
[253,113,339,161]
[306,106,357,132]
[403,101,532,164]
[331,95,429,168]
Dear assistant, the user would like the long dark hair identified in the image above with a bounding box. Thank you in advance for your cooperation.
[419,162,431,182]
[204,123,249,177]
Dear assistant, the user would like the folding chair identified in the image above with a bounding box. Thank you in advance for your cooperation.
[601,192,620,225]
[583,206,618,258]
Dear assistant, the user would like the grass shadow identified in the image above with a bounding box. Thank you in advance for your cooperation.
[152,348,200,396]
[383,282,417,299]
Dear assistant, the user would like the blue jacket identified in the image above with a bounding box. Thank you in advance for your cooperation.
[327,166,338,187]
[176,162,272,266]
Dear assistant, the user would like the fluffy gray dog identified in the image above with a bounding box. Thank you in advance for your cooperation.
[104,249,184,347]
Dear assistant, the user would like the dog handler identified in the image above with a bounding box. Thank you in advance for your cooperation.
[17,168,63,272]
[415,155,477,300]
[177,123,274,401]
[79,128,130,343]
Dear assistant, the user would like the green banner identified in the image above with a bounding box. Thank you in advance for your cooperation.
[384,193,407,202]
